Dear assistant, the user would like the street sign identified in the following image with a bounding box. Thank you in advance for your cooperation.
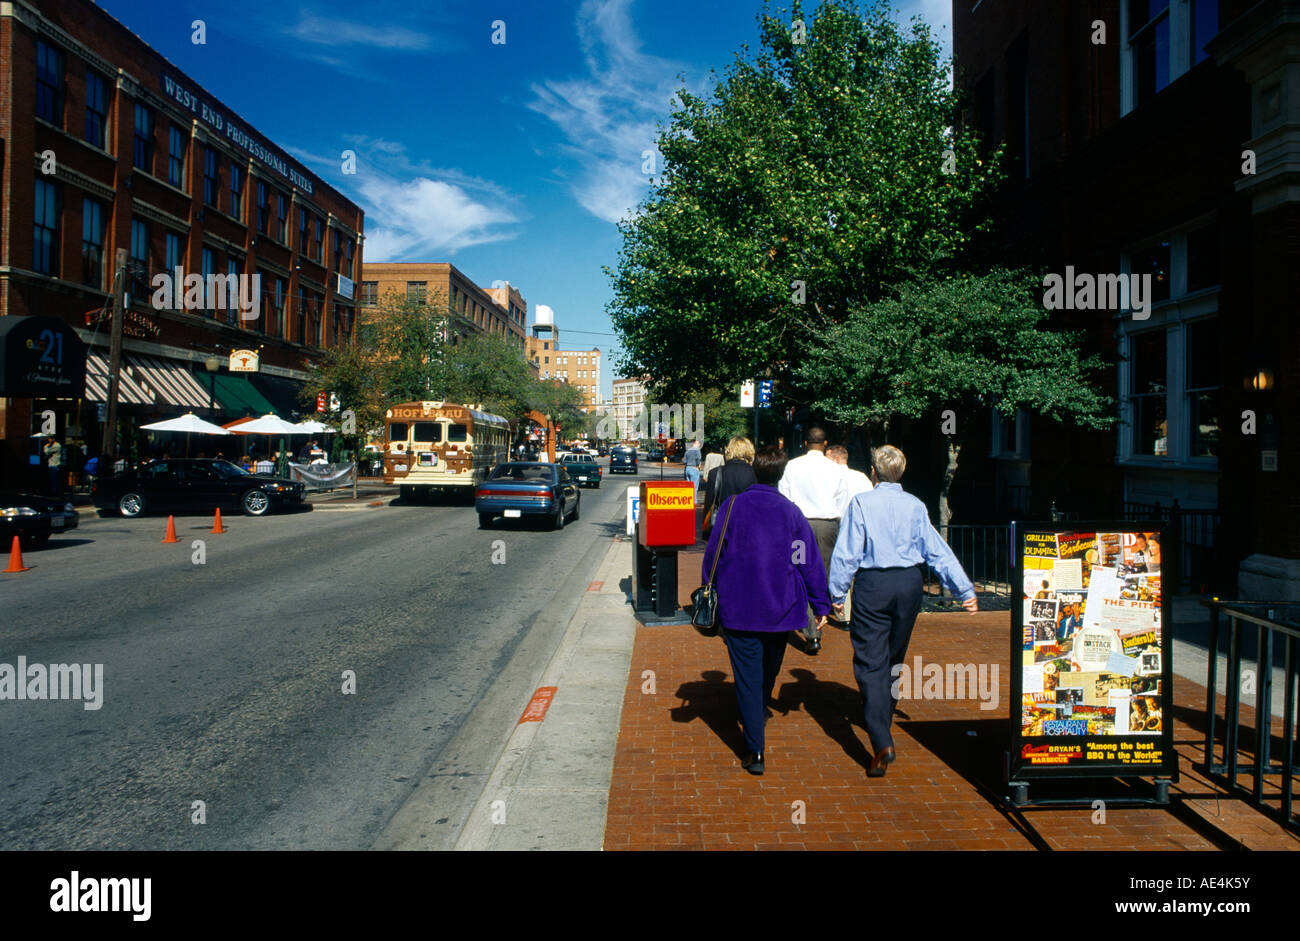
[740,380,755,408]
[758,379,773,407]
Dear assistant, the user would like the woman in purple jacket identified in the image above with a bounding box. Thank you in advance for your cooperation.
[702,446,831,775]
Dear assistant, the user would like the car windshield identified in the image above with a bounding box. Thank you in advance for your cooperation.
[212,460,251,478]
[490,464,554,483]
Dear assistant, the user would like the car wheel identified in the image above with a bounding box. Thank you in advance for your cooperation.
[552,501,565,531]
[478,512,493,529]
[571,495,580,521]
[119,492,145,517]
[241,489,272,517]
[20,533,50,550]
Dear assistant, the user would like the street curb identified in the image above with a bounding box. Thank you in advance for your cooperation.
[452,536,636,851]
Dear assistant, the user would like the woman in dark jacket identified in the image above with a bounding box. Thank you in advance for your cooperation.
[701,446,831,774]
[701,435,757,536]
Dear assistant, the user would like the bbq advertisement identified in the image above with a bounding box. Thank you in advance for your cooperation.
[1010,524,1176,779]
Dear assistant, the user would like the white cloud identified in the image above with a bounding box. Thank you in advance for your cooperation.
[287,139,521,260]
[282,12,435,51]
[528,0,698,225]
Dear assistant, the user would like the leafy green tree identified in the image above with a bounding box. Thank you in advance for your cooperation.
[797,270,1113,525]
[607,0,999,400]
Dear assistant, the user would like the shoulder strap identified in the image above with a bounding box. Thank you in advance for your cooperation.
[706,495,738,585]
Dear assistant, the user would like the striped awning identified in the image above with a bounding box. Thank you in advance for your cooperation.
[83,353,212,409]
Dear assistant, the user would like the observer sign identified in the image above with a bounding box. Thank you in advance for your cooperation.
[0,316,86,397]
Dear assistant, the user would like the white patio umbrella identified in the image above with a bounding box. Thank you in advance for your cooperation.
[227,413,301,474]
[141,412,232,457]
[293,419,336,434]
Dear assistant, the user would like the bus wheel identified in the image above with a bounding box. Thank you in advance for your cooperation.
[400,485,413,502]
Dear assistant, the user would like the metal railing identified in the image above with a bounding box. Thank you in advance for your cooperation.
[1202,599,1300,833]
[1123,499,1221,593]
[924,524,1013,609]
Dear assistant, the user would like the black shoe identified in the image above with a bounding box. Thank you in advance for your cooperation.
[867,746,895,778]
[806,637,821,655]
[742,751,765,775]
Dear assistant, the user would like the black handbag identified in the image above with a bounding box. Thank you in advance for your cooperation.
[691,496,736,637]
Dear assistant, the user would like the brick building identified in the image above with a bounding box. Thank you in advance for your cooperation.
[611,376,647,440]
[358,262,527,353]
[523,303,602,412]
[0,0,364,484]
[951,0,1298,597]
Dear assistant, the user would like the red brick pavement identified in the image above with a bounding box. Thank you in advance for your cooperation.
[603,537,1299,851]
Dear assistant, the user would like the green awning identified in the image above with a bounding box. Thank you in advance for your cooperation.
[211,374,278,418]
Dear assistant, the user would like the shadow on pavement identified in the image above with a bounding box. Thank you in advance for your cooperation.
[671,670,747,758]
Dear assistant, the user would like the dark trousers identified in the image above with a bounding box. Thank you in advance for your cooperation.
[723,629,788,754]
[848,566,924,753]
[48,466,63,496]
[804,517,839,639]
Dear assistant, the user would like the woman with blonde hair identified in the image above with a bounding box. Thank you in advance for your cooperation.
[701,435,756,536]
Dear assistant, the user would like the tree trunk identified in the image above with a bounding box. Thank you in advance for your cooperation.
[939,440,961,536]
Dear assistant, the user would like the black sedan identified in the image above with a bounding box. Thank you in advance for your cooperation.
[0,491,79,548]
[92,458,305,517]
[475,463,579,530]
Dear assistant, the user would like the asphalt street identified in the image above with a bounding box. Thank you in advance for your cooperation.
[0,464,643,849]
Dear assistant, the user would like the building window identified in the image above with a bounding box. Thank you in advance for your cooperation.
[1130,330,1168,456]
[81,198,105,288]
[360,281,378,306]
[35,41,65,125]
[229,165,243,222]
[299,208,309,254]
[169,125,187,188]
[227,257,241,323]
[129,217,150,299]
[297,287,307,342]
[1185,223,1219,293]
[1185,319,1219,457]
[313,218,323,262]
[1130,240,1171,304]
[407,281,427,304]
[990,408,1029,459]
[274,278,286,337]
[201,247,216,315]
[257,181,269,234]
[342,239,354,280]
[277,193,288,242]
[314,292,325,346]
[34,179,60,276]
[1123,0,1219,114]
[133,103,154,172]
[203,148,219,208]
[165,231,182,277]
[84,70,108,148]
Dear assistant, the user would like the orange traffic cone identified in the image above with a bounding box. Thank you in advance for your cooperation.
[211,508,226,534]
[162,515,180,543]
[4,535,30,573]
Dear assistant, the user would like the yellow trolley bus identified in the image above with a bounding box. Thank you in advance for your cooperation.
[383,401,511,500]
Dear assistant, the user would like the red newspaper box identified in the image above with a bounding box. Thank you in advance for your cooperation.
[638,480,695,548]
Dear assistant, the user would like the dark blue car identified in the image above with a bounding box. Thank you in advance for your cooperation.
[475,463,579,530]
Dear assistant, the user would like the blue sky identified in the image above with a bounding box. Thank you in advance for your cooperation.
[96,0,951,399]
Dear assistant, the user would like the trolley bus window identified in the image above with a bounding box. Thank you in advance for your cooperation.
[388,422,408,443]
[412,422,442,442]
[448,424,468,442]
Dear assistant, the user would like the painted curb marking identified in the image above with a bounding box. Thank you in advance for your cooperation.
[518,686,557,724]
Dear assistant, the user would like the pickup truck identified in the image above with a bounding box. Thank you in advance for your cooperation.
[558,452,602,488]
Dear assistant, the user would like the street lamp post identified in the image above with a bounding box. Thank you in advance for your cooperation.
[204,355,222,423]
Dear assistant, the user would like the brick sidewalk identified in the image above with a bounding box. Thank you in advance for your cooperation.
[603,538,1299,851]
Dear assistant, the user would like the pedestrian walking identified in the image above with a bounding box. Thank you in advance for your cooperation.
[683,438,703,498]
[702,446,831,775]
[42,435,65,496]
[827,445,978,778]
[701,436,756,535]
[777,426,847,654]
[700,444,724,486]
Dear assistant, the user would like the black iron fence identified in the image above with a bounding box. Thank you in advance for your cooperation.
[1201,600,1300,834]
[923,524,1013,610]
[1123,499,1221,593]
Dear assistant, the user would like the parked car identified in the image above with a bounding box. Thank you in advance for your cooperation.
[475,462,579,530]
[647,447,666,462]
[92,458,305,517]
[559,453,602,488]
[609,447,638,474]
[0,490,79,549]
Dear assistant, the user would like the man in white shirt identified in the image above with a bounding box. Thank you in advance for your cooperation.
[778,426,847,654]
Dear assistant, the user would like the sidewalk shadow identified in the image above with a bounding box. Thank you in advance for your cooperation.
[671,670,746,757]
[775,669,873,770]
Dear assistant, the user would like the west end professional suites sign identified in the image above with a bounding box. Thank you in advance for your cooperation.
[161,75,315,196]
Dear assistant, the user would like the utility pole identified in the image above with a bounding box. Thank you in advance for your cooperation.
[100,248,127,462]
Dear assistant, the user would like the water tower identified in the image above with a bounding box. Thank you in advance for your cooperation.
[532,304,557,344]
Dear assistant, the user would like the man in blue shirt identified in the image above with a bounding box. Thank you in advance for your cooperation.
[827,445,978,778]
